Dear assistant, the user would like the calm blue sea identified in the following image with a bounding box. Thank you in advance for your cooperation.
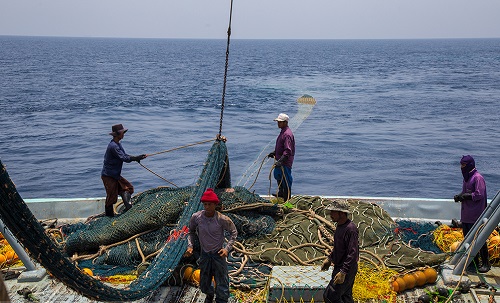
[1,36,499,200]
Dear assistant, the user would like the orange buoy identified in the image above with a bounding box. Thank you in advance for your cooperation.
[412,271,427,287]
[183,266,194,281]
[394,277,406,293]
[424,267,438,284]
[391,280,400,292]
[4,250,15,261]
[450,241,461,252]
[192,269,201,283]
[82,268,93,276]
[403,274,417,290]
[0,254,6,264]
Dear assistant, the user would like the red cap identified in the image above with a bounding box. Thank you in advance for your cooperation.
[200,188,219,204]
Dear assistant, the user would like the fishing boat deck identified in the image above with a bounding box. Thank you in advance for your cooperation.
[3,264,500,302]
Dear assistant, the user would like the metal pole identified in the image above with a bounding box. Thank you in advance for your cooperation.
[451,191,500,275]
[0,218,36,271]
[449,191,500,265]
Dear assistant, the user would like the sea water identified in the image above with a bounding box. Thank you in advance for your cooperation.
[1,36,499,200]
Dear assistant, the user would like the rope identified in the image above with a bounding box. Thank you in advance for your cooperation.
[138,138,215,186]
[138,163,178,187]
[218,0,234,136]
[145,138,215,157]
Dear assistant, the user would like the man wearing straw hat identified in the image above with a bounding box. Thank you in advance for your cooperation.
[101,124,147,217]
[320,200,359,303]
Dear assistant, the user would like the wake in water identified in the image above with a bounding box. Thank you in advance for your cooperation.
[236,95,316,189]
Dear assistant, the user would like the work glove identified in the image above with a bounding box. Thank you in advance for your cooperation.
[333,271,346,284]
[267,151,275,159]
[454,194,461,203]
[131,154,147,163]
[275,156,286,167]
[320,259,331,271]
[460,193,473,201]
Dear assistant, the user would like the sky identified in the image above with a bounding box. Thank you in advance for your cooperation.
[1,0,499,39]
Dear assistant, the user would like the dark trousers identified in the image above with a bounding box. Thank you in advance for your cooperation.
[462,222,490,268]
[199,251,230,303]
[101,175,134,216]
[273,166,293,201]
[323,265,358,303]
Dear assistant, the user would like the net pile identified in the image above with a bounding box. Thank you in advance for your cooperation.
[0,140,237,301]
[240,195,447,272]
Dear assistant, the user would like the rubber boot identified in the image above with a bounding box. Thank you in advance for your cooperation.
[478,245,491,273]
[121,191,132,212]
[105,204,114,217]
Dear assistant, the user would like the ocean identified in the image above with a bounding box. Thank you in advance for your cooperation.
[1,36,499,201]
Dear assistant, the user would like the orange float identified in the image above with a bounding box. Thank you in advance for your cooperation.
[450,241,461,252]
[412,271,427,287]
[183,266,194,281]
[0,254,6,264]
[82,268,93,276]
[4,250,15,261]
[423,267,438,284]
[192,269,201,283]
[403,274,417,290]
[392,277,406,293]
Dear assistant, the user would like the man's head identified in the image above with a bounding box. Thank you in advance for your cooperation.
[460,155,476,181]
[325,200,351,222]
[109,124,128,138]
[201,188,220,215]
[274,113,289,128]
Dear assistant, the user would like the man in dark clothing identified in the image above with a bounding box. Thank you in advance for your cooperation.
[267,113,295,201]
[321,200,359,303]
[101,124,146,217]
[454,155,490,273]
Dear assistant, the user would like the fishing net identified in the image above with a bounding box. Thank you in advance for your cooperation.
[0,140,238,301]
[238,195,447,272]
[395,219,442,254]
[237,95,317,189]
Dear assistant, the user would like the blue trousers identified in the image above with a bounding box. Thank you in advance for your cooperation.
[273,166,293,200]
[199,251,230,303]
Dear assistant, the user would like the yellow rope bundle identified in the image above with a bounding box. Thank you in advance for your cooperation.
[98,274,137,284]
[230,287,268,303]
[432,225,464,252]
[487,233,500,261]
[352,261,398,302]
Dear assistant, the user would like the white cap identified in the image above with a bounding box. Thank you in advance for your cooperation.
[273,113,289,122]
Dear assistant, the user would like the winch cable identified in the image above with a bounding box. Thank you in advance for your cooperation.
[218,0,234,138]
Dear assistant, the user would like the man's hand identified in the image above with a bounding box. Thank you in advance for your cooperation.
[320,259,331,271]
[460,193,472,201]
[184,247,193,258]
[131,154,147,163]
[218,248,228,258]
[267,151,275,159]
[333,271,346,284]
[454,194,461,202]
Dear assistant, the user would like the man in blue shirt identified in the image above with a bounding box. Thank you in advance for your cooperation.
[101,124,146,217]
[268,113,295,201]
